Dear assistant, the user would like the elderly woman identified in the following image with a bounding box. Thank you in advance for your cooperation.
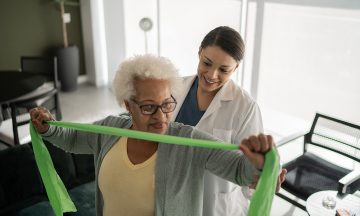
[30,54,277,216]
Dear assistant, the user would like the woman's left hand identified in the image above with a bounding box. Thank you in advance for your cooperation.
[276,168,287,192]
[239,134,274,170]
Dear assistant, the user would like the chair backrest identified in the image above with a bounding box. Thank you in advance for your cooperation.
[9,91,61,145]
[20,56,58,88]
[305,113,360,163]
[7,56,62,145]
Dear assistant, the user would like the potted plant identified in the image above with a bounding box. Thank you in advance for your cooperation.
[55,0,80,92]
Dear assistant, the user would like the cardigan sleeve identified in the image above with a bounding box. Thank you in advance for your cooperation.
[178,125,263,186]
[41,114,131,154]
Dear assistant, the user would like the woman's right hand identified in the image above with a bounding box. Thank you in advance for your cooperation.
[239,134,274,170]
[30,107,55,133]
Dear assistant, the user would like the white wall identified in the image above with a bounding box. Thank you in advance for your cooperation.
[79,0,96,84]
[101,0,241,79]
[102,0,158,86]
[80,0,108,87]
[160,0,241,76]
[123,0,158,56]
[103,0,126,86]
[252,1,360,126]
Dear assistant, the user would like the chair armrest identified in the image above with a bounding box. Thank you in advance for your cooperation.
[338,169,360,194]
[276,130,308,147]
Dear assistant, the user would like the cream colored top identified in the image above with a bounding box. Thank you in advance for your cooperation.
[98,137,157,216]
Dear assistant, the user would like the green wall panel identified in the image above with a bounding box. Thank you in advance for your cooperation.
[0,0,85,75]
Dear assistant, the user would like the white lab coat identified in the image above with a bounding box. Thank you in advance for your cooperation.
[172,75,263,216]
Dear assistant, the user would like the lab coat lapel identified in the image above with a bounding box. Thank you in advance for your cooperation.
[198,80,234,124]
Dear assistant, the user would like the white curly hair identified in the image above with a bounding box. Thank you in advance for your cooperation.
[112,54,181,107]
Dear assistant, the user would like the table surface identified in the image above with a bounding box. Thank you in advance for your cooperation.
[0,71,46,104]
[306,190,360,216]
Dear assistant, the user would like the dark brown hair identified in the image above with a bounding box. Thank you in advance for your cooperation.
[200,26,245,62]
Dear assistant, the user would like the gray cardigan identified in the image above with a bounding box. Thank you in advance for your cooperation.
[42,114,260,216]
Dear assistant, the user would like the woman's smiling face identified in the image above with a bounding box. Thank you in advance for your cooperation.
[197,45,239,94]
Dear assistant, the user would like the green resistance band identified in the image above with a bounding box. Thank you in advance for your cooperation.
[248,148,279,216]
[49,121,239,150]
[30,123,77,216]
[30,120,278,216]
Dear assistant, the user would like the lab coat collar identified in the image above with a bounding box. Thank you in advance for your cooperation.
[172,75,236,122]
[216,79,235,101]
[200,79,236,122]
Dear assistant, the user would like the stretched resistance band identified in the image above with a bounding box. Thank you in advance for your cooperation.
[30,121,278,216]
[248,147,279,216]
[30,123,76,216]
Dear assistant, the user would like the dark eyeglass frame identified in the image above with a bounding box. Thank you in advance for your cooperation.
[131,95,177,115]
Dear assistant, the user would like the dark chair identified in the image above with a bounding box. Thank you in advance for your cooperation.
[0,144,46,216]
[0,141,96,216]
[276,113,360,210]
[0,140,10,150]
[19,56,62,118]
[7,56,62,145]
[20,57,58,85]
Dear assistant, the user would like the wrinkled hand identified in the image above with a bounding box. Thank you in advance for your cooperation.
[250,168,287,192]
[239,134,274,170]
[30,107,54,133]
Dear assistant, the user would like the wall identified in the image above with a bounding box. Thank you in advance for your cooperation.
[0,0,85,75]
[103,0,126,86]
[80,0,108,86]
[251,0,360,125]
[160,0,241,76]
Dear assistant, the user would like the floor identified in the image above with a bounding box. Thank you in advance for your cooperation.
[59,83,123,122]
[59,83,308,216]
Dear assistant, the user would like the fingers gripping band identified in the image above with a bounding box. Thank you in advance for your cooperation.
[248,148,279,216]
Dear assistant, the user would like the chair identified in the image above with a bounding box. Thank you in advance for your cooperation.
[0,143,46,215]
[276,113,360,210]
[0,141,96,215]
[20,56,61,115]
[0,140,10,150]
[0,56,62,145]
[21,56,59,86]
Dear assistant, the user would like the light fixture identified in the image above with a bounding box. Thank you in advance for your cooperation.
[139,17,153,53]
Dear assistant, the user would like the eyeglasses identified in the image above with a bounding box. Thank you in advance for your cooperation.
[131,95,177,115]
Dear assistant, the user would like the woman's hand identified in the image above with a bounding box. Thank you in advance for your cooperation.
[239,134,274,170]
[30,107,55,133]
[277,168,287,192]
